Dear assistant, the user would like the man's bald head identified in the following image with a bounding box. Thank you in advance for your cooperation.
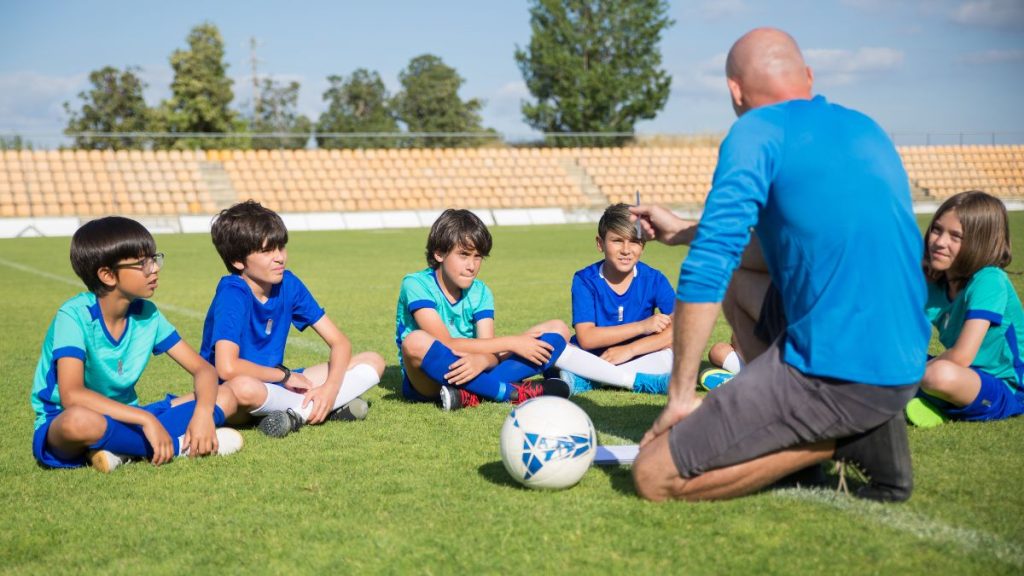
[725,28,813,116]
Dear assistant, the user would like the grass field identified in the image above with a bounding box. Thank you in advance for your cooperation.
[2,215,1023,574]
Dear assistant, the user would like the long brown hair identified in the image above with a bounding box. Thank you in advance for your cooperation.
[924,190,1012,291]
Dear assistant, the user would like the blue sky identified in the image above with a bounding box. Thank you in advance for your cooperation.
[1,0,1022,146]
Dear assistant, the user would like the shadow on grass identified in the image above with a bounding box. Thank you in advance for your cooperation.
[379,365,407,402]
[570,395,662,443]
[478,460,528,489]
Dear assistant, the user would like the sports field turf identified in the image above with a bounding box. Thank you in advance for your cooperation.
[2,215,1023,574]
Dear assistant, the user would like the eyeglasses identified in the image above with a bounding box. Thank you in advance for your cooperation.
[113,253,164,275]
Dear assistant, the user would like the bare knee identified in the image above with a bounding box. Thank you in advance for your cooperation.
[709,342,735,367]
[921,360,963,397]
[352,351,386,376]
[53,406,107,444]
[402,331,435,367]
[225,376,267,408]
[532,319,570,340]
[632,437,688,502]
[215,385,239,418]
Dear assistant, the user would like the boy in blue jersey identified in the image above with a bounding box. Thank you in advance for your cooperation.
[396,209,572,410]
[31,217,242,473]
[200,201,384,437]
[559,203,675,395]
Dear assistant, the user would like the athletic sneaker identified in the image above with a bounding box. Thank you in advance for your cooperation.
[439,386,481,411]
[510,378,571,405]
[698,368,734,392]
[904,397,948,428]
[327,398,369,422]
[559,370,594,395]
[258,408,304,438]
[88,450,127,473]
[633,372,670,394]
[833,416,913,502]
[178,427,246,457]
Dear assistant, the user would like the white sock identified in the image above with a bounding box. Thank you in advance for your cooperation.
[251,383,307,419]
[722,351,743,374]
[250,364,380,422]
[617,349,673,374]
[553,345,633,389]
[331,363,380,411]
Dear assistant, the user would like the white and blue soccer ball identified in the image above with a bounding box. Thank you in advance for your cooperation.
[500,396,596,490]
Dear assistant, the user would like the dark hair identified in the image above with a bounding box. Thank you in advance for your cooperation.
[211,200,288,274]
[598,203,643,243]
[425,209,492,269]
[70,216,157,295]
[925,190,1012,290]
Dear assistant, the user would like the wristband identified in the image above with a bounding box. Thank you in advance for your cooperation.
[275,364,291,384]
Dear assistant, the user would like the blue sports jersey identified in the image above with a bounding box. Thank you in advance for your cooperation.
[677,95,929,386]
[570,260,675,355]
[200,270,325,370]
[31,292,181,430]
[394,267,495,367]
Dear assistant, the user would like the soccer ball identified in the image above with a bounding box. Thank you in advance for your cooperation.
[500,396,596,490]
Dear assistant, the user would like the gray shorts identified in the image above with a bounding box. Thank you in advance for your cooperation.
[669,334,918,478]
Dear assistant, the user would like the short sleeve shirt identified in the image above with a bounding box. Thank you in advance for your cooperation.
[200,271,325,369]
[394,268,494,366]
[926,267,1024,389]
[570,261,675,355]
[31,292,181,429]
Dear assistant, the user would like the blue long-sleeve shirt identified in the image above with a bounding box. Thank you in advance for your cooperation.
[677,95,929,386]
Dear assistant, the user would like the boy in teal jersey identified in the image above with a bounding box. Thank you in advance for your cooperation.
[913,191,1024,423]
[30,217,242,472]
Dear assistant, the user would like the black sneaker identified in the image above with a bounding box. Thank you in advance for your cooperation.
[257,408,304,438]
[327,398,369,422]
[833,416,913,502]
[510,377,571,405]
[439,386,481,411]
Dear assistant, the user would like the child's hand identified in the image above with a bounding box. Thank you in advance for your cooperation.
[183,414,218,457]
[642,313,672,335]
[284,372,315,394]
[600,345,635,366]
[302,385,339,425]
[509,335,554,366]
[445,353,492,385]
[141,416,175,466]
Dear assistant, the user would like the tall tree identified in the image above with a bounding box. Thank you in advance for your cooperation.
[249,78,312,149]
[154,23,241,149]
[63,66,150,149]
[391,54,492,148]
[515,0,673,146]
[316,69,399,149]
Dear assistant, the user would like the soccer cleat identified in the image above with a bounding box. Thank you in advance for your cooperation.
[559,370,594,395]
[833,416,913,502]
[510,378,571,405]
[213,428,244,456]
[904,397,948,428]
[439,386,481,411]
[88,450,127,473]
[698,368,734,392]
[327,398,369,422]
[633,372,670,395]
[257,408,304,438]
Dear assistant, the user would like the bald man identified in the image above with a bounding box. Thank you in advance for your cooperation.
[630,28,930,502]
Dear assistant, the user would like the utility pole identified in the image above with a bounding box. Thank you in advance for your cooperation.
[250,37,261,116]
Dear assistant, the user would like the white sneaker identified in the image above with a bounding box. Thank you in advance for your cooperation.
[178,428,245,457]
[88,450,127,473]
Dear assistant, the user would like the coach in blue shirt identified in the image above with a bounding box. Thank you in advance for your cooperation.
[631,28,930,502]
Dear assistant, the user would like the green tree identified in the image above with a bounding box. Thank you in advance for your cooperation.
[316,69,399,149]
[154,22,242,149]
[515,0,673,146]
[391,54,493,148]
[63,66,150,149]
[0,135,34,151]
[249,78,311,149]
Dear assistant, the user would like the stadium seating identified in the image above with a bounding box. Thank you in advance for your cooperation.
[1,145,1020,218]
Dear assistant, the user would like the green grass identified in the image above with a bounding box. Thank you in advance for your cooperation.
[1,216,1023,574]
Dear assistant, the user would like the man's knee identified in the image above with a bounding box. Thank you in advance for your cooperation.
[632,435,687,501]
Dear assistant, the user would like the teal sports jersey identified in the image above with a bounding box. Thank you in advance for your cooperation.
[30,292,181,430]
[394,268,494,367]
[926,267,1024,389]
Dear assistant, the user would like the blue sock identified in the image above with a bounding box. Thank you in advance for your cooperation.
[420,340,508,401]
[633,372,670,395]
[90,401,226,458]
[489,333,567,384]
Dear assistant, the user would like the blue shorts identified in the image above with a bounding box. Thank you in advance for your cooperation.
[929,368,1024,422]
[32,395,175,469]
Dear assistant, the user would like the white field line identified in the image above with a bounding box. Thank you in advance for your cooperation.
[0,256,325,353]
[775,488,1024,569]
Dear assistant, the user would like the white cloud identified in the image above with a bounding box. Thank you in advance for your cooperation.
[671,53,729,100]
[0,71,87,135]
[951,0,1024,28]
[804,47,904,86]
[958,48,1024,64]
[483,80,534,136]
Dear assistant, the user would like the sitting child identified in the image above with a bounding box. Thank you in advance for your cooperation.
[31,216,242,472]
[908,190,1024,425]
[200,201,385,437]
